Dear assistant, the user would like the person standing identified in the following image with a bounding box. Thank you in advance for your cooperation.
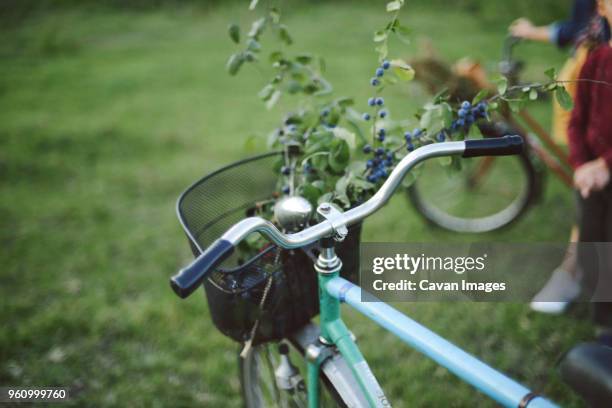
[568,0,612,341]
[509,0,610,315]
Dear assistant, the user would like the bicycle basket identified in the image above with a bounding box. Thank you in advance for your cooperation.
[177,152,361,345]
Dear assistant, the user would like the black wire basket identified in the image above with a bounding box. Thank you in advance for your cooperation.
[177,152,361,345]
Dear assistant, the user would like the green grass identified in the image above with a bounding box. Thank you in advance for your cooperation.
[0,3,591,407]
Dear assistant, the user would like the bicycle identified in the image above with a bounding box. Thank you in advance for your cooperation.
[170,136,565,407]
[407,37,574,233]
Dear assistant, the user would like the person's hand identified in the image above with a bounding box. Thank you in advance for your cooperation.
[574,158,611,198]
[509,18,536,39]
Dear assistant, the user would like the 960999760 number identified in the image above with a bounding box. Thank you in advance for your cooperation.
[1,387,69,402]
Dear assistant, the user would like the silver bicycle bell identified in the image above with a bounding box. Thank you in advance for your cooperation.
[274,195,313,232]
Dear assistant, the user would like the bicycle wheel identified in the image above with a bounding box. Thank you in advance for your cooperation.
[240,340,347,408]
[407,144,539,233]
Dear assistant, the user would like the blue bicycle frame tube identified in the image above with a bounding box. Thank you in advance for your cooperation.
[326,277,558,408]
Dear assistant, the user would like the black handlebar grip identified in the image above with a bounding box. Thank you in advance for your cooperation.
[170,239,234,299]
[463,135,524,158]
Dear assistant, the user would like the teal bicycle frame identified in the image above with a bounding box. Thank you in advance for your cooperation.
[307,244,558,408]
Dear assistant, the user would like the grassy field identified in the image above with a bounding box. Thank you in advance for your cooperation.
[0,2,593,407]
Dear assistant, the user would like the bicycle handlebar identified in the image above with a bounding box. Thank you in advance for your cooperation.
[170,135,524,298]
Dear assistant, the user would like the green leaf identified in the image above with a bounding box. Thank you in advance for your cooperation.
[266,90,281,110]
[394,23,411,44]
[472,89,489,105]
[305,131,334,154]
[301,183,323,207]
[390,59,415,81]
[313,77,333,96]
[373,30,387,43]
[248,18,266,39]
[248,0,259,10]
[258,84,275,101]
[508,99,523,113]
[496,76,508,96]
[440,102,453,128]
[295,54,313,64]
[318,192,334,205]
[555,86,574,111]
[328,139,350,173]
[386,1,403,12]
[419,103,448,135]
[246,38,261,52]
[226,53,245,76]
[544,67,557,80]
[269,7,280,23]
[335,97,354,108]
[332,127,356,149]
[269,51,283,63]
[350,177,375,191]
[529,88,538,101]
[243,51,257,62]
[335,174,351,197]
[278,25,293,45]
[228,23,240,44]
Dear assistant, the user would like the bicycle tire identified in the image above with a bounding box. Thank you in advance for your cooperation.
[240,323,368,408]
[407,126,541,233]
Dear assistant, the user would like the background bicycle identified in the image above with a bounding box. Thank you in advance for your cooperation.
[407,37,574,233]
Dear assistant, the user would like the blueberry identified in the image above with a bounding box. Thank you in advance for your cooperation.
[437,132,446,142]
[386,152,394,160]
[282,186,290,194]
[368,97,376,106]
[465,114,475,125]
[375,147,385,156]
[458,109,467,118]
[371,77,380,86]
[367,174,377,183]
[407,143,415,152]
[303,163,312,173]
[451,121,460,131]
[378,134,385,142]
[382,60,391,70]
[413,128,423,137]
[477,102,488,112]
[379,110,387,118]
[375,67,384,77]
[384,159,393,167]
[366,159,374,168]
[363,144,372,154]
[378,128,386,137]
[363,113,371,121]
[461,101,471,110]
[281,166,291,175]
[375,97,384,106]
[457,118,465,127]
[379,168,388,177]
